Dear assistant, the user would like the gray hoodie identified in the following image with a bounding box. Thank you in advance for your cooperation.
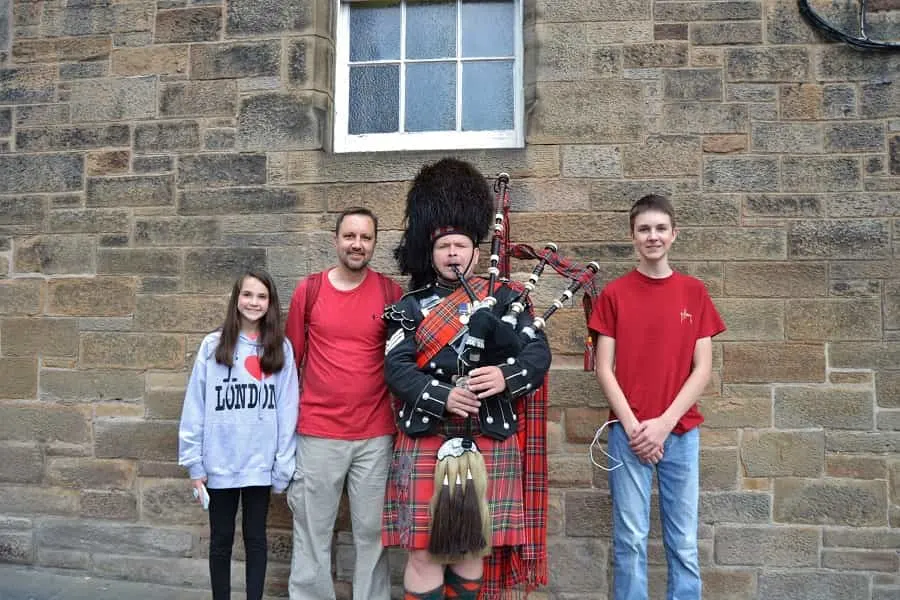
[178,331,299,492]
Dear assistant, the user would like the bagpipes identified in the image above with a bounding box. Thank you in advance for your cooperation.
[427,173,600,563]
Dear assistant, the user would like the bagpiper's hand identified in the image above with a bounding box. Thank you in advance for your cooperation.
[467,366,506,398]
[446,386,481,417]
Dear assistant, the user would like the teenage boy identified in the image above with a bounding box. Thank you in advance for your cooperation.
[589,194,725,600]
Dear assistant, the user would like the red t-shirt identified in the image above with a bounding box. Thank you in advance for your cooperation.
[285,269,402,440]
[588,269,726,433]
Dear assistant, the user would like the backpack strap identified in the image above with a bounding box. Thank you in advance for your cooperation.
[300,271,323,367]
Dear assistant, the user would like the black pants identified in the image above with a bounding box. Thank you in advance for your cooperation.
[208,486,271,600]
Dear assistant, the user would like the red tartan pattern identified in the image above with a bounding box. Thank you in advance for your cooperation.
[382,427,525,551]
[414,278,491,368]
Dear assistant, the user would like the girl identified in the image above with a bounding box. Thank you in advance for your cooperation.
[178,269,299,600]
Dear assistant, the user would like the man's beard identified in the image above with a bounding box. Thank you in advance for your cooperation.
[340,252,370,271]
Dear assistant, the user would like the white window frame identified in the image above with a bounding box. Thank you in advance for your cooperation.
[333,0,524,153]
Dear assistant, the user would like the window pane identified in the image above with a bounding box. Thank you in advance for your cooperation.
[407,1,456,60]
[350,4,401,61]
[461,1,514,57]
[462,60,513,131]
[349,65,400,134]
[405,62,456,132]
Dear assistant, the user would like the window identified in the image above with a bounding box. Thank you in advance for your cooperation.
[334,0,524,153]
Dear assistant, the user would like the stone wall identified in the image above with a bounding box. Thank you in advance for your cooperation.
[0,0,898,598]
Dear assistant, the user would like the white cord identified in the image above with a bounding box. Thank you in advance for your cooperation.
[590,419,624,472]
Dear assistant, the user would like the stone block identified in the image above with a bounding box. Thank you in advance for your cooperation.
[134,217,220,246]
[741,430,824,477]
[182,247,267,293]
[536,0,651,22]
[824,121,885,153]
[177,153,266,188]
[861,80,900,118]
[15,124,129,152]
[98,249,181,276]
[86,151,130,176]
[702,447,738,490]
[1,318,78,357]
[534,24,623,81]
[564,490,613,537]
[715,525,819,566]
[133,155,175,174]
[547,537,609,593]
[655,1,761,21]
[563,406,606,444]
[827,193,900,218]
[892,134,900,176]
[80,490,138,520]
[134,121,201,153]
[160,80,238,118]
[0,402,89,443]
[622,135,700,177]
[623,42,688,68]
[41,3,152,37]
[723,343,825,383]
[12,36,111,64]
[700,491,770,523]
[288,36,335,91]
[671,227,785,260]
[529,81,644,143]
[48,209,128,235]
[827,454,888,480]
[701,392,772,429]
[663,68,722,101]
[560,146,622,181]
[703,156,778,192]
[786,298,882,341]
[41,368,144,404]
[547,368,607,409]
[725,47,809,82]
[0,197,45,231]
[190,40,280,80]
[789,219,891,259]
[774,478,888,526]
[823,548,899,572]
[227,0,313,35]
[0,443,43,483]
[691,21,762,45]
[744,194,824,217]
[237,92,324,151]
[765,0,821,43]
[59,61,108,81]
[86,175,175,208]
[156,7,221,43]
[0,532,33,564]
[0,154,83,194]
[284,146,560,183]
[135,295,228,333]
[750,122,822,153]
[0,485,80,516]
[783,157,861,192]
[94,419,179,462]
[701,568,757,599]
[759,571,868,600]
[724,262,826,297]
[14,235,95,275]
[145,388,185,421]
[665,102,749,135]
[204,128,235,150]
[672,194,741,226]
[509,212,624,242]
[823,84,856,119]
[111,45,188,77]
[877,410,900,430]
[715,298,784,341]
[780,83,824,121]
[816,45,900,81]
[0,65,55,104]
[827,431,900,454]
[0,279,42,316]
[81,333,184,370]
[549,454,596,487]
[36,519,192,557]
[45,458,135,490]
[47,277,136,317]
[877,371,900,408]
[66,76,156,122]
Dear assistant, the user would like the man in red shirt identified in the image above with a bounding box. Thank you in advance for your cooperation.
[284,207,403,600]
[589,194,725,600]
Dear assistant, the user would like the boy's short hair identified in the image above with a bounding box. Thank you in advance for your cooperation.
[335,206,379,237]
[629,194,676,232]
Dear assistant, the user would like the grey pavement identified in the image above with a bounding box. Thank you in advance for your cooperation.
[0,564,210,600]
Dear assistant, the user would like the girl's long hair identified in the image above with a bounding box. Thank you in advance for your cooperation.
[215,269,286,375]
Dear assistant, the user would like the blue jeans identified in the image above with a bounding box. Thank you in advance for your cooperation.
[608,423,700,600]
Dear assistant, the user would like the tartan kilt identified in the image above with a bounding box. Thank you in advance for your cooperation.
[383,424,525,550]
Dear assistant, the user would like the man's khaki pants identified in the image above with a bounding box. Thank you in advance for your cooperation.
[287,435,393,600]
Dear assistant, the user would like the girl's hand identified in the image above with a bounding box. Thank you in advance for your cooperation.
[191,478,208,505]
